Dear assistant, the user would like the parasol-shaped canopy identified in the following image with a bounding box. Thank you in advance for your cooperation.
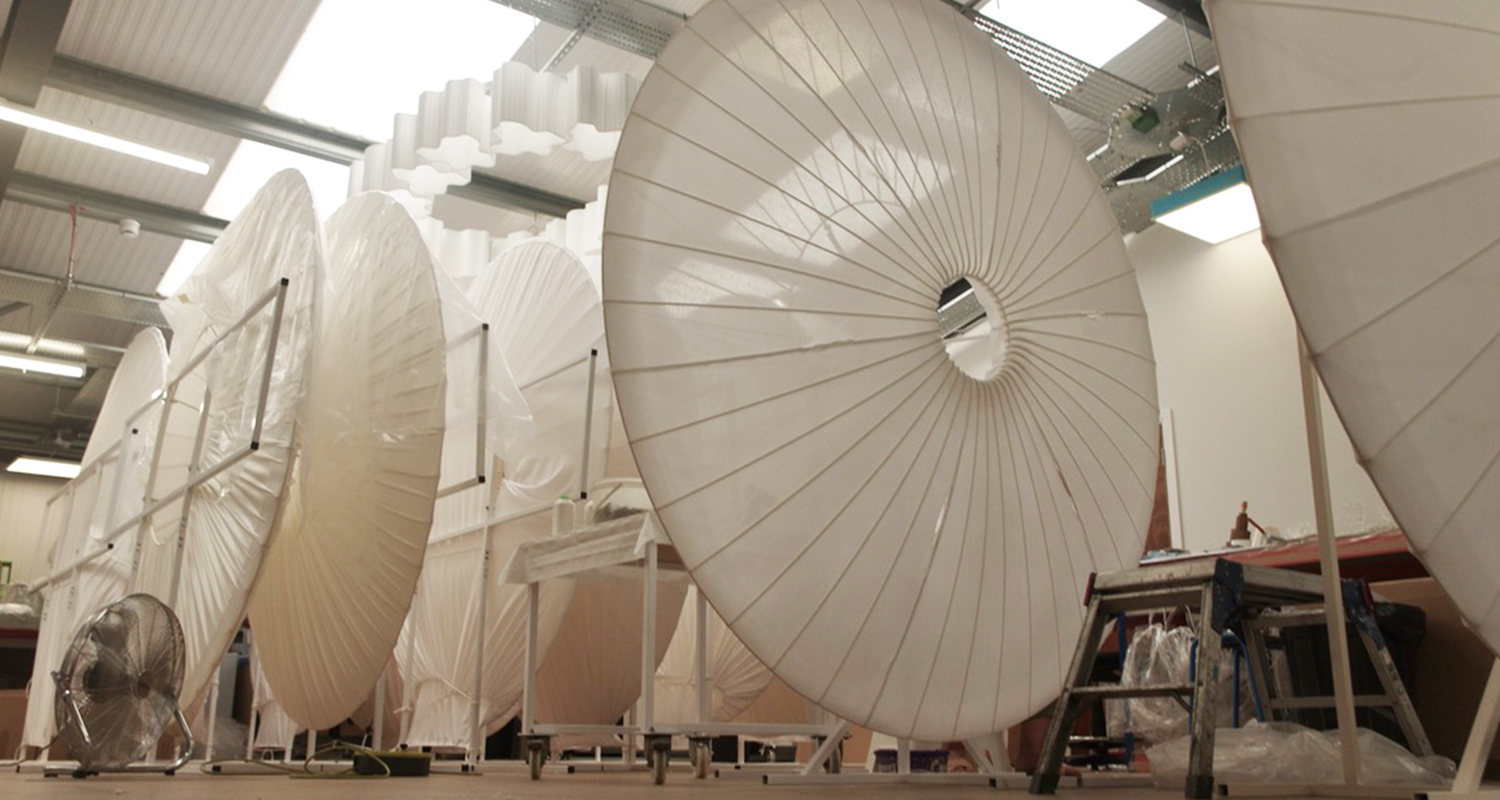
[603,0,1159,740]
[1205,0,1500,651]
[248,191,449,730]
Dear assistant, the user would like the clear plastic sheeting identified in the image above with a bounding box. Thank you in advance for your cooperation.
[397,530,572,748]
[1148,721,1455,788]
[1105,623,1252,744]
[136,169,319,719]
[22,328,169,749]
[397,240,606,748]
[248,191,448,731]
[1204,1,1500,657]
[603,0,1158,741]
[654,587,776,723]
[250,651,298,752]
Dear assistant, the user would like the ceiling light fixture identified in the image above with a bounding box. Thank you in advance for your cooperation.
[0,351,86,379]
[0,97,211,174]
[1151,165,1262,244]
[8,456,82,479]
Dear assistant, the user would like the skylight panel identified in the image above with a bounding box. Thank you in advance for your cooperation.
[264,0,537,141]
[982,0,1165,67]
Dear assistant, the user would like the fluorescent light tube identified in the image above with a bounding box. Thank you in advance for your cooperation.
[0,98,211,174]
[8,456,82,479]
[0,352,86,378]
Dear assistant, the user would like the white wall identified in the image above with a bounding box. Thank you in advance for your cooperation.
[0,471,65,583]
[1128,226,1393,552]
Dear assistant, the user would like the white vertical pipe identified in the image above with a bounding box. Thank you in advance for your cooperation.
[372,666,387,751]
[1454,659,1500,793]
[578,348,598,500]
[470,522,493,764]
[168,388,213,609]
[640,540,658,732]
[695,586,709,725]
[522,581,539,733]
[204,672,220,762]
[1299,333,1360,785]
[897,737,911,775]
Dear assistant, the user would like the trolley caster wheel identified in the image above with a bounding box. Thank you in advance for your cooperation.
[691,742,711,779]
[527,745,545,780]
[652,752,668,785]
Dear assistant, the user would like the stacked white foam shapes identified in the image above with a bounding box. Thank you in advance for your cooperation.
[397,240,610,748]
[247,192,450,731]
[653,587,777,724]
[21,328,169,748]
[133,169,319,717]
[1205,1,1500,653]
[603,0,1158,741]
[348,64,638,204]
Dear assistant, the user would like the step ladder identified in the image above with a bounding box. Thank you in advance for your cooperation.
[1028,559,1430,800]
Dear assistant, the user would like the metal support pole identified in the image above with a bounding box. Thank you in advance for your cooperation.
[695,586,710,725]
[168,388,212,610]
[470,521,494,765]
[641,539,658,733]
[399,612,416,746]
[1299,333,1361,786]
[578,348,599,500]
[897,737,911,775]
[475,324,488,481]
[1453,659,1500,794]
[204,672,220,762]
[522,581,540,734]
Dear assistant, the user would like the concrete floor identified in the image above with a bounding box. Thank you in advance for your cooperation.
[0,766,1200,800]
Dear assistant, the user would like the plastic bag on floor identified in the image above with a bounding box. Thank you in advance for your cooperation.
[1147,721,1455,788]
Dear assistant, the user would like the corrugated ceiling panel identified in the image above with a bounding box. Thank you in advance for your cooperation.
[1100,17,1217,94]
[0,202,182,294]
[57,0,320,105]
[0,379,74,426]
[22,308,141,348]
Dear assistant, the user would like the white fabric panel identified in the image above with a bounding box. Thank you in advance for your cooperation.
[1205,1,1500,652]
[398,240,607,748]
[22,329,168,748]
[251,650,299,751]
[534,577,686,725]
[602,0,1158,741]
[654,586,776,723]
[248,192,449,730]
[731,676,813,726]
[136,169,319,715]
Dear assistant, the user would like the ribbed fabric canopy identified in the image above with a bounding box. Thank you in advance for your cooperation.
[603,0,1158,740]
[248,192,448,730]
[136,169,319,714]
[23,328,169,749]
[1207,0,1500,652]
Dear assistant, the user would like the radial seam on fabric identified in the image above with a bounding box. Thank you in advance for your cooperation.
[893,382,983,739]
[1238,92,1500,124]
[994,51,1036,283]
[948,6,987,278]
[719,357,960,640]
[996,159,1094,305]
[1004,247,1132,321]
[998,91,1055,293]
[1002,376,1087,683]
[847,0,967,274]
[1418,415,1500,556]
[1347,310,1500,467]
[606,299,930,323]
[1311,228,1500,358]
[1002,355,1148,563]
[1224,1,1500,38]
[958,385,999,735]
[1271,152,1500,243]
[886,0,972,277]
[612,153,931,300]
[603,231,933,313]
[800,368,970,710]
[994,373,1035,718]
[662,22,948,289]
[1005,365,1146,572]
[745,0,963,282]
[626,337,934,445]
[762,0,961,280]
[606,329,930,377]
[678,351,952,564]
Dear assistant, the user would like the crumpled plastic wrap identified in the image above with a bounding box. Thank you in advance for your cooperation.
[1148,721,1456,788]
[1107,622,1253,743]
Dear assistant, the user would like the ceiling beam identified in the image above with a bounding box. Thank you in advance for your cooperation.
[5,171,228,242]
[0,266,168,329]
[45,55,588,219]
[0,0,73,196]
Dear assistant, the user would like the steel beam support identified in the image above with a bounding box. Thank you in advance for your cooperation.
[0,0,73,195]
[5,171,228,243]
